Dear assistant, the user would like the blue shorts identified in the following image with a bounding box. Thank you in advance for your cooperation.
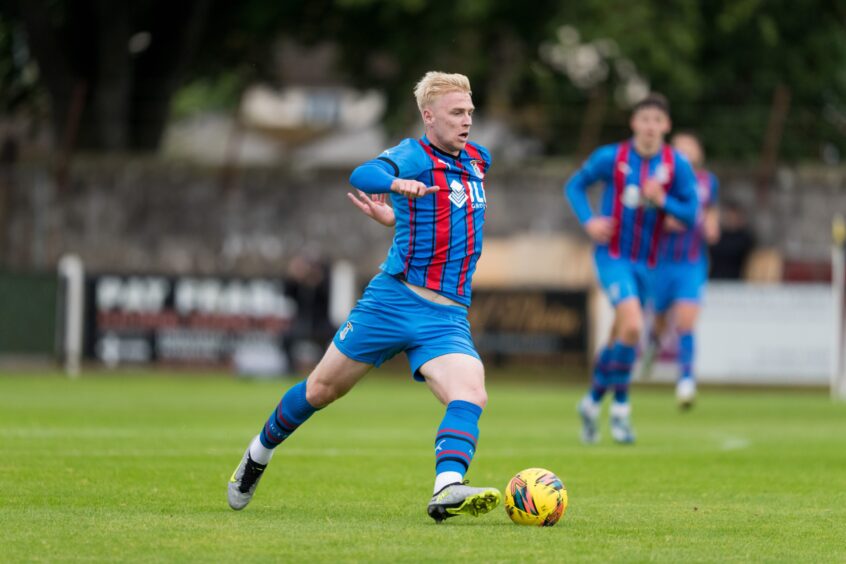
[650,261,707,313]
[595,257,652,307]
[332,272,480,381]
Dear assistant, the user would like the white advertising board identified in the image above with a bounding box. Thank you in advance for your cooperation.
[595,282,838,386]
[694,283,835,384]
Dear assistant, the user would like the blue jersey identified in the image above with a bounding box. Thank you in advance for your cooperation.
[658,169,719,264]
[351,136,490,306]
[565,140,698,267]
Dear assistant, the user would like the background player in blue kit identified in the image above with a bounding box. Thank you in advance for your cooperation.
[565,93,698,444]
[227,72,501,522]
[641,131,720,409]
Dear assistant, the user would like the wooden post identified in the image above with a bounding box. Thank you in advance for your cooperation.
[756,83,791,206]
[576,85,608,161]
[56,81,87,193]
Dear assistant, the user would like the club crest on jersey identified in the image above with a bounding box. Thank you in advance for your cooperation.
[339,321,353,341]
[449,179,467,208]
[617,162,631,175]
[469,159,485,179]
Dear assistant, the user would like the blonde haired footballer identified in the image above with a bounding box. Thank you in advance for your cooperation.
[228,71,499,522]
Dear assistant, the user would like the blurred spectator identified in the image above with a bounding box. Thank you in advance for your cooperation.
[709,200,756,279]
[284,252,332,374]
[0,134,19,262]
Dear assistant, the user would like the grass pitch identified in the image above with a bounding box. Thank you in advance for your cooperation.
[1,370,845,562]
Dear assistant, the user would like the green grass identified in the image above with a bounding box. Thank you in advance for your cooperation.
[1,371,845,563]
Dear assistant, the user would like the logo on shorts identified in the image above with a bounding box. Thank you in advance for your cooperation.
[449,179,467,208]
[609,283,621,302]
[339,321,353,341]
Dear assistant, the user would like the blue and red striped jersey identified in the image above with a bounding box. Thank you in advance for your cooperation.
[658,169,719,264]
[565,140,698,267]
[351,136,490,306]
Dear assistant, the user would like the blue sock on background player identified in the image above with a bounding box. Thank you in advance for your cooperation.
[608,341,636,404]
[433,400,481,493]
[678,332,694,382]
[249,380,318,465]
[589,345,613,402]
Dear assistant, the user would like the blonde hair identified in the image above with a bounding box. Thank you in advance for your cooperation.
[413,72,472,112]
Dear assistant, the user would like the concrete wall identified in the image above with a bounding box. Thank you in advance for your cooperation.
[2,158,844,279]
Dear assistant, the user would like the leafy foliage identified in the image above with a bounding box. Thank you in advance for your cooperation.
[0,0,843,159]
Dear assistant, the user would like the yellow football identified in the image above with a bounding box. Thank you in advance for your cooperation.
[504,468,568,526]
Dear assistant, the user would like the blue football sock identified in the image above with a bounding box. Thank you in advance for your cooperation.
[678,332,695,382]
[259,381,318,449]
[590,345,613,402]
[608,341,636,404]
[434,400,482,477]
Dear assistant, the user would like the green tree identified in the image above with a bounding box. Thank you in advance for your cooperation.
[535,0,846,160]
[0,0,213,151]
[1,0,843,159]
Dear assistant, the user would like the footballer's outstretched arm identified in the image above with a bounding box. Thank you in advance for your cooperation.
[350,159,437,199]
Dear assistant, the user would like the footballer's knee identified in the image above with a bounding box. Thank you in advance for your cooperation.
[459,366,487,408]
[440,379,487,408]
[464,388,488,409]
[305,379,345,408]
[617,320,643,345]
[614,300,643,345]
[674,304,700,333]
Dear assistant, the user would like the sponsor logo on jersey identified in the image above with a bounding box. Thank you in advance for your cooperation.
[622,184,641,209]
[339,321,353,341]
[449,179,468,208]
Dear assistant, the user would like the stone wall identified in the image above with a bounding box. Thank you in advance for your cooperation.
[2,157,844,279]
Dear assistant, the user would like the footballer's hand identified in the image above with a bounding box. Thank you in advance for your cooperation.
[584,217,616,244]
[391,178,439,199]
[703,213,720,244]
[664,216,687,232]
[347,190,396,227]
[642,178,666,208]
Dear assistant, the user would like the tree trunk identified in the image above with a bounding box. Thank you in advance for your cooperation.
[129,0,211,150]
[19,0,211,152]
[757,83,791,206]
[576,85,607,161]
[93,0,132,150]
[18,0,78,148]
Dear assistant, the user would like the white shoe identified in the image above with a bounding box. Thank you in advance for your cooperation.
[676,379,696,410]
[577,395,600,444]
[610,402,635,444]
[227,440,269,510]
[427,481,502,522]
